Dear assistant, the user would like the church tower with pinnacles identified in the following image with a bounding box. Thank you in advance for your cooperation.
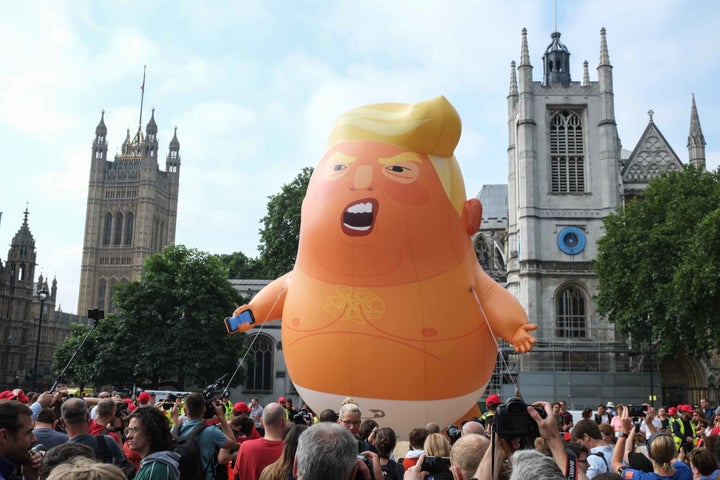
[77,108,181,315]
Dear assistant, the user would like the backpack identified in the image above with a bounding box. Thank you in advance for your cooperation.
[589,451,609,472]
[172,422,208,480]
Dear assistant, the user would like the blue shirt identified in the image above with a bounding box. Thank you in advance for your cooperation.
[0,454,16,480]
[177,420,229,480]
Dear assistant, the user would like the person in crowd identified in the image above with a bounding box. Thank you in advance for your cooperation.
[423,433,450,457]
[0,400,42,480]
[359,419,379,445]
[449,433,489,480]
[337,398,377,454]
[599,423,617,446]
[700,400,715,422]
[89,398,122,445]
[173,392,235,480]
[402,427,429,471]
[566,442,591,477]
[461,419,486,436]
[582,408,594,421]
[249,397,264,433]
[611,408,692,480]
[639,406,662,440]
[61,397,132,472]
[126,406,180,480]
[595,404,614,425]
[425,423,440,434]
[259,424,307,480]
[672,405,697,453]
[369,427,403,480]
[571,419,614,478]
[136,392,152,407]
[45,457,126,480]
[611,404,625,434]
[294,422,380,480]
[482,394,502,427]
[33,408,68,450]
[552,402,564,432]
[689,447,718,480]
[39,443,95,480]
[509,449,564,480]
[318,409,337,423]
[657,407,670,431]
[284,399,298,421]
[559,401,574,433]
[233,402,285,480]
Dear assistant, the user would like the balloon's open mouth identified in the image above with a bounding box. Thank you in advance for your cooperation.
[341,198,378,236]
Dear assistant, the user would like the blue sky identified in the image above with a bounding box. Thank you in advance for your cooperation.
[1,0,718,313]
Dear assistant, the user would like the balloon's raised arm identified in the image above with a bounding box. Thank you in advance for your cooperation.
[224,273,290,334]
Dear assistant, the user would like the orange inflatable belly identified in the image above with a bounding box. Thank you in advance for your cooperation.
[282,267,498,401]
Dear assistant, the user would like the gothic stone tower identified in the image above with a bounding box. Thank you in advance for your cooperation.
[506,28,621,356]
[77,110,181,314]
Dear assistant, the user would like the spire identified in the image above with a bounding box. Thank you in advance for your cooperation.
[95,110,107,138]
[599,27,611,66]
[582,60,589,86]
[166,126,181,173]
[520,28,531,66]
[11,207,35,249]
[169,126,180,150]
[542,31,571,87]
[509,61,518,96]
[688,94,706,171]
[146,107,158,136]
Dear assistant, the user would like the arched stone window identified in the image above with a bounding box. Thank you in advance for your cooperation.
[245,334,274,392]
[98,279,107,310]
[556,284,587,338]
[114,213,123,245]
[550,110,585,193]
[124,212,134,246]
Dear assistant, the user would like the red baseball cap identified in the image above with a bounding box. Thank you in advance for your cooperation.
[668,407,677,415]
[137,392,151,404]
[278,396,286,403]
[233,401,250,414]
[486,394,502,407]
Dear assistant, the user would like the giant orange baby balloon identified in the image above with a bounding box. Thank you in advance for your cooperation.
[226,96,536,434]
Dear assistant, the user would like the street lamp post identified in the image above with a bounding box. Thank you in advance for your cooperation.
[33,283,49,390]
[646,313,655,407]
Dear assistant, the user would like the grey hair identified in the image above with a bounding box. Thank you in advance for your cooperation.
[509,449,564,480]
[296,422,358,480]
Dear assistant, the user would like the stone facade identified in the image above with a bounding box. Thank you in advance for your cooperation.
[77,110,181,314]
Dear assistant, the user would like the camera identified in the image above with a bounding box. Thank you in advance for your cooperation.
[421,456,452,480]
[494,397,546,440]
[355,454,375,480]
[202,374,228,419]
[446,424,462,445]
[293,408,312,425]
[627,404,647,418]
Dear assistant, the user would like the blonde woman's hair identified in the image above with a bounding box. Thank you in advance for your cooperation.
[648,433,676,472]
[46,458,126,480]
[339,397,361,416]
[424,432,451,457]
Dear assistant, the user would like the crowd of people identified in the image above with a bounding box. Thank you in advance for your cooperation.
[2,386,720,480]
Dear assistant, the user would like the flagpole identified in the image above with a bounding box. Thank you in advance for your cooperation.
[139,65,146,128]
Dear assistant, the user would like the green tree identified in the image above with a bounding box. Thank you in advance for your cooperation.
[216,251,263,279]
[596,166,720,359]
[256,166,313,278]
[53,245,247,390]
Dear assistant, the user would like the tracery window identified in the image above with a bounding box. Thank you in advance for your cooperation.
[103,213,112,246]
[245,334,274,392]
[550,110,585,193]
[556,285,586,338]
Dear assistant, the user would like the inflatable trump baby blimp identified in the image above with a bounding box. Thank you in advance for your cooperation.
[225,96,536,434]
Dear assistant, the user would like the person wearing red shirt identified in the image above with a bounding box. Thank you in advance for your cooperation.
[233,402,286,480]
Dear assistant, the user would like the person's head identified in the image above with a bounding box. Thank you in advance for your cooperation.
[408,427,429,450]
[598,423,615,445]
[424,432,450,457]
[183,392,206,418]
[358,418,378,442]
[0,400,36,465]
[338,398,362,438]
[425,422,440,434]
[36,407,59,428]
[136,391,151,405]
[509,449,563,480]
[701,399,709,408]
[571,419,603,447]
[371,427,397,459]
[658,407,667,417]
[551,402,561,414]
[96,398,116,419]
[262,402,287,431]
[559,401,568,412]
[319,409,338,423]
[690,447,718,476]
[126,405,173,458]
[60,397,89,427]
[449,433,489,480]
[461,420,485,436]
[39,442,95,480]
[251,397,259,407]
[295,422,357,480]
[581,407,592,420]
[597,404,606,415]
[45,457,126,480]
[231,415,255,436]
[565,442,589,474]
[646,432,677,471]
[486,394,501,412]
[233,401,251,416]
[616,404,625,415]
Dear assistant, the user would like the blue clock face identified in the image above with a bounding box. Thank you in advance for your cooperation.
[557,227,586,255]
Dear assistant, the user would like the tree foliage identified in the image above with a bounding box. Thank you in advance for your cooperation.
[53,245,247,390]
[596,166,720,359]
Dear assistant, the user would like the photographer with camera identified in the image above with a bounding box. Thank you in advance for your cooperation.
[89,399,124,446]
